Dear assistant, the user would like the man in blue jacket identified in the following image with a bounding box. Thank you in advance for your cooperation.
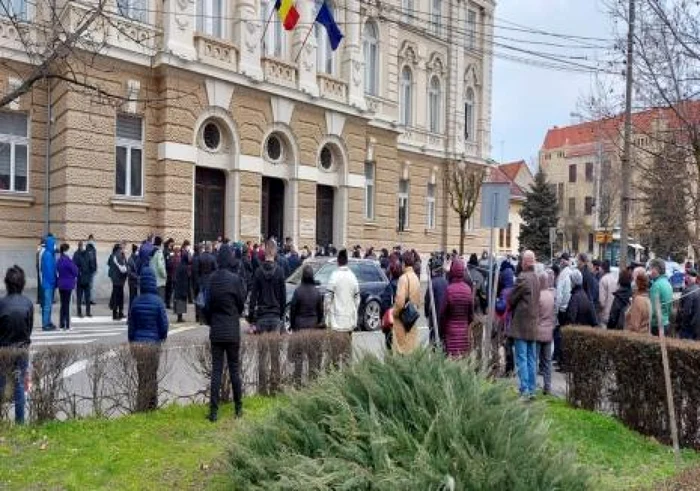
[39,234,57,331]
[128,265,169,411]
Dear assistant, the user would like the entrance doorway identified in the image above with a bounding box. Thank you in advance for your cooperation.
[261,177,285,241]
[195,167,226,244]
[316,185,334,247]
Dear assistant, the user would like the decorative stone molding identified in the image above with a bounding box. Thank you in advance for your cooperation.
[195,35,239,72]
[243,20,259,54]
[270,97,295,126]
[124,79,140,114]
[110,196,150,212]
[174,0,193,31]
[0,192,34,207]
[0,20,21,43]
[465,63,480,87]
[366,136,376,161]
[398,40,420,66]
[204,79,235,110]
[317,73,347,104]
[325,111,347,137]
[426,52,446,77]
[7,77,21,110]
[262,57,298,89]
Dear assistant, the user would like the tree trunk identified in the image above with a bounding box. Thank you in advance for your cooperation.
[459,217,466,256]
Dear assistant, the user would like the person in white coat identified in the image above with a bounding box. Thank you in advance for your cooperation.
[326,249,360,332]
[554,253,575,364]
[598,260,618,327]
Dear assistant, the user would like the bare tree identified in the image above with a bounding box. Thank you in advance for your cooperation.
[443,163,486,255]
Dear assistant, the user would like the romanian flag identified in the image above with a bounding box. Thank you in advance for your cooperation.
[274,0,300,31]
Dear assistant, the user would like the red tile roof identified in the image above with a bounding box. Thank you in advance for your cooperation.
[499,160,527,181]
[541,102,700,151]
[488,166,525,200]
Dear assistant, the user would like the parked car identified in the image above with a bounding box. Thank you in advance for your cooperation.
[285,258,388,332]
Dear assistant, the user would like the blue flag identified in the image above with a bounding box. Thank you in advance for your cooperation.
[315,2,343,51]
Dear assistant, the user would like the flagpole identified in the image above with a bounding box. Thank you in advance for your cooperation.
[294,21,315,64]
[259,4,276,45]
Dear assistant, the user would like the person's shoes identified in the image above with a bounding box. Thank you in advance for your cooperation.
[543,389,551,397]
[519,394,532,404]
[42,325,56,332]
[207,411,218,423]
[86,312,92,318]
[90,301,96,305]
[235,405,243,419]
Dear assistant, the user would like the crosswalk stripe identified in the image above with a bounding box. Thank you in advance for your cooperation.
[32,339,97,347]
[32,327,127,336]
[32,332,126,340]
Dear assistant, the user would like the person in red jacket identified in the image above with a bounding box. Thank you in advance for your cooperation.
[439,259,474,358]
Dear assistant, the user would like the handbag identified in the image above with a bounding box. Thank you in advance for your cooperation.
[382,308,394,333]
[399,278,420,332]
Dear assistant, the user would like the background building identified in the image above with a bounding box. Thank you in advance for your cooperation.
[488,160,532,256]
[0,0,496,293]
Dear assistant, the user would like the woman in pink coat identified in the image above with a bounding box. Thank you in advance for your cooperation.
[439,259,474,357]
[536,270,556,395]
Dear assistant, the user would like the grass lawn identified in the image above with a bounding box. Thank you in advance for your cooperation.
[545,398,700,489]
[0,397,278,490]
[1,395,697,490]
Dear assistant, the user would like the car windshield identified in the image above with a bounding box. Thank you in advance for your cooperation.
[286,261,326,284]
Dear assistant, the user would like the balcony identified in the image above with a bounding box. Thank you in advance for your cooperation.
[0,17,25,52]
[317,73,347,104]
[262,57,297,89]
[194,34,238,72]
[398,126,446,152]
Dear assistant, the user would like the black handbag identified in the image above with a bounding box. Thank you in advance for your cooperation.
[399,278,420,332]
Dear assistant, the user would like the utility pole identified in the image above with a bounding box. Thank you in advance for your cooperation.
[594,141,603,257]
[619,0,635,268]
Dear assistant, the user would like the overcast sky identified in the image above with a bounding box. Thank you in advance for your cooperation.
[491,0,615,166]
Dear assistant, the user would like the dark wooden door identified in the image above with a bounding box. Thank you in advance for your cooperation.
[316,185,334,247]
[261,177,285,241]
[195,167,226,243]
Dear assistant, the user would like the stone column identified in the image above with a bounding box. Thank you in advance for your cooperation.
[227,169,240,240]
[342,5,365,110]
[285,178,300,246]
[295,0,319,96]
[163,0,197,60]
[234,0,264,81]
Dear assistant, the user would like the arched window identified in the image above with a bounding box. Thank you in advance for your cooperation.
[261,0,285,58]
[316,2,335,74]
[363,21,379,96]
[400,66,413,126]
[465,87,475,141]
[197,0,223,37]
[428,76,442,133]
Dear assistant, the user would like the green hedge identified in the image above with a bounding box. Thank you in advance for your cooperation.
[563,326,700,449]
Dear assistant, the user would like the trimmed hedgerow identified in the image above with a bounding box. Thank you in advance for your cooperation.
[563,326,700,450]
[227,350,590,490]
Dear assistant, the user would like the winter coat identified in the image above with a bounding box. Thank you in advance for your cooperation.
[138,241,154,274]
[650,275,673,330]
[380,278,398,316]
[249,260,286,322]
[565,286,597,327]
[626,292,651,334]
[290,269,323,331]
[40,235,57,289]
[85,241,98,275]
[680,284,700,338]
[607,285,632,330]
[204,246,246,343]
[392,267,421,354]
[277,254,291,279]
[127,254,139,288]
[73,249,93,288]
[424,274,448,331]
[150,248,167,288]
[197,251,218,288]
[0,293,33,348]
[128,267,169,343]
[599,272,619,324]
[581,266,600,308]
[174,253,191,301]
[555,265,575,313]
[108,250,128,287]
[287,252,301,276]
[439,261,474,357]
[56,254,79,291]
[536,287,556,343]
[327,265,360,332]
[508,268,540,341]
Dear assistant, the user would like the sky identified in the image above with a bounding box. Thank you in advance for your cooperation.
[491,0,614,167]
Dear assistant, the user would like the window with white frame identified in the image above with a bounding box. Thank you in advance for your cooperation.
[467,9,477,50]
[261,0,285,57]
[115,115,143,197]
[464,87,475,141]
[363,21,379,96]
[117,0,147,22]
[431,0,442,35]
[400,66,413,126]
[316,2,336,75]
[398,178,409,231]
[428,76,442,133]
[0,112,28,193]
[402,0,413,23]
[364,161,375,220]
[426,182,436,229]
[0,0,27,20]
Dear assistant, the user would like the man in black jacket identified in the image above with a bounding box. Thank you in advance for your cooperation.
[248,240,286,395]
[73,241,93,317]
[204,244,246,422]
[680,271,700,339]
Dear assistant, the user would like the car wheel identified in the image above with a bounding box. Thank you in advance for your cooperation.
[363,300,381,331]
[284,305,291,334]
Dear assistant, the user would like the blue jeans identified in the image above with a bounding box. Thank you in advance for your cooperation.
[514,339,537,396]
[42,287,54,328]
[0,352,28,424]
[537,341,553,393]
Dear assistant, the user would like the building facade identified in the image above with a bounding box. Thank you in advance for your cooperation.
[0,0,495,293]
[488,161,532,257]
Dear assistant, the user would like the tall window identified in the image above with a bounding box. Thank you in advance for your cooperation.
[467,9,477,49]
[498,224,512,249]
[585,161,593,182]
[0,112,28,192]
[400,66,413,126]
[426,182,436,229]
[398,179,409,231]
[0,0,27,20]
[117,0,147,22]
[402,0,413,23]
[464,87,475,141]
[557,182,564,210]
[261,0,284,57]
[363,21,379,96]
[585,196,594,215]
[571,231,580,253]
[197,0,223,37]
[428,76,442,133]
[588,233,595,253]
[431,0,442,35]
[364,162,375,220]
[316,2,335,74]
[568,197,576,217]
[115,115,143,197]
[568,164,577,182]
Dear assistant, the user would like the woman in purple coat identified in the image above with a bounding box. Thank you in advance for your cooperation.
[56,243,79,331]
[439,259,474,357]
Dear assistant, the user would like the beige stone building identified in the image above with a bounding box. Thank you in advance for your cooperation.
[0,0,495,293]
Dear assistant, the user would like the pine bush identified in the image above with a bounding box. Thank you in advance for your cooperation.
[228,350,590,490]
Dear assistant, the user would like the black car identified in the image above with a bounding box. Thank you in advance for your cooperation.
[285,258,388,332]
